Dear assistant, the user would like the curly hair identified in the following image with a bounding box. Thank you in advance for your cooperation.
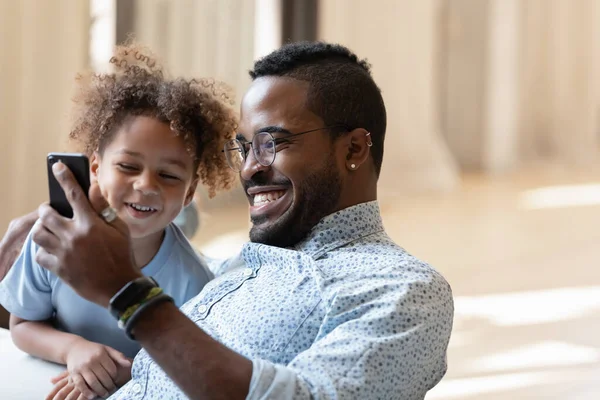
[250,41,387,176]
[69,42,237,197]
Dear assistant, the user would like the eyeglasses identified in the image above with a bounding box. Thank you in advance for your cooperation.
[222,125,347,172]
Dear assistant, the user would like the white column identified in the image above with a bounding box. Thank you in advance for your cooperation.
[319,0,460,194]
[483,0,520,173]
[519,0,599,165]
[254,0,282,60]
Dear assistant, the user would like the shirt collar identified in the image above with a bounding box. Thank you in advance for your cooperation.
[292,200,384,258]
[239,201,384,269]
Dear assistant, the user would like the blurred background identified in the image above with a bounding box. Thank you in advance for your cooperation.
[1,0,599,399]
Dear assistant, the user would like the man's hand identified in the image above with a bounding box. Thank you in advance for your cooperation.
[31,162,142,307]
[0,211,38,281]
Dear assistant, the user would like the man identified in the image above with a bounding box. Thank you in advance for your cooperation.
[0,42,453,399]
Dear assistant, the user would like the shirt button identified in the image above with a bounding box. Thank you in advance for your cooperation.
[132,383,142,394]
[243,268,253,277]
[197,304,208,314]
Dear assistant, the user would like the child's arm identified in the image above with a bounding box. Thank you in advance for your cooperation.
[10,314,81,364]
[10,315,131,399]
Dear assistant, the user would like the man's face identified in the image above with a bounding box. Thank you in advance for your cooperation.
[237,77,344,248]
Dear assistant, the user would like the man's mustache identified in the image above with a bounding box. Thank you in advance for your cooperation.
[242,176,291,192]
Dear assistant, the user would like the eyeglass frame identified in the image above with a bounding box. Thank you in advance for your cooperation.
[222,124,350,171]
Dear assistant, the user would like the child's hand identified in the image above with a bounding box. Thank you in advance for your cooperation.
[114,358,133,387]
[46,373,86,400]
[64,339,132,398]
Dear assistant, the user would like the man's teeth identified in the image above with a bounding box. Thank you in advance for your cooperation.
[253,191,285,206]
[128,203,156,212]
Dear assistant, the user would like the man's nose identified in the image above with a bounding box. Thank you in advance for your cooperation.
[240,148,270,181]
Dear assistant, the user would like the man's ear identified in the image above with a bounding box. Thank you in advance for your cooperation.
[343,128,372,172]
[184,175,200,207]
[90,151,100,184]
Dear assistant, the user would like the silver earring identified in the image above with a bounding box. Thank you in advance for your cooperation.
[350,163,356,169]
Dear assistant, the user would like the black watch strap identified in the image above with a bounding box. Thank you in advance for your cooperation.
[109,276,158,320]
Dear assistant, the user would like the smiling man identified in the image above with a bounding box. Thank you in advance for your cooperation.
[1,42,454,399]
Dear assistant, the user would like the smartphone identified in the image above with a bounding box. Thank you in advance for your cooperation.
[47,153,91,218]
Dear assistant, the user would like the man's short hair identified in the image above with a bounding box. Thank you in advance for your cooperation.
[250,42,387,176]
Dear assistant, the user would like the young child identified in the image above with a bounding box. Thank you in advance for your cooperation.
[0,43,236,399]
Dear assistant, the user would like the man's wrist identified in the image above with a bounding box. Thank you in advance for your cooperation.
[109,277,159,320]
[98,271,144,307]
[123,292,174,340]
[108,276,174,340]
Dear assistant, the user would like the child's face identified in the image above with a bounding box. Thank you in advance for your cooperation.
[91,115,198,239]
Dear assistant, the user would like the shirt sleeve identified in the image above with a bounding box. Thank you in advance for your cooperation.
[0,230,54,320]
[246,268,454,400]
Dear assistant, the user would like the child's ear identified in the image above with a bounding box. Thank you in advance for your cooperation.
[89,151,100,184]
[184,175,199,207]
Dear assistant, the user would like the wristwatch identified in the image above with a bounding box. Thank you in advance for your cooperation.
[108,276,159,320]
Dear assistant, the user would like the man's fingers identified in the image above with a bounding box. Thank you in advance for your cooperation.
[38,203,69,239]
[31,219,60,252]
[50,371,70,384]
[52,162,94,221]
[88,184,129,235]
[87,184,110,216]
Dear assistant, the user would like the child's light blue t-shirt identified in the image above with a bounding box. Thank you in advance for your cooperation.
[0,223,213,358]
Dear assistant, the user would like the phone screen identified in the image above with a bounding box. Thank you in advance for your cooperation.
[47,153,91,218]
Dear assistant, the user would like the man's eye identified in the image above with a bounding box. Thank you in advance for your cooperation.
[273,138,290,146]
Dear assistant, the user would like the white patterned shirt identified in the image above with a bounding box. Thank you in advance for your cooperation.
[110,201,454,399]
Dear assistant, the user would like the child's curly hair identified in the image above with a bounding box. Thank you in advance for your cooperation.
[69,42,237,197]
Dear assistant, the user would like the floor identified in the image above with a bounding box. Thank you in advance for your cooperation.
[191,164,600,400]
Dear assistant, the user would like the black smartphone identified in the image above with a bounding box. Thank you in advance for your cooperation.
[47,153,91,218]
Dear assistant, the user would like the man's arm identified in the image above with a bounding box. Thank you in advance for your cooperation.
[124,263,453,400]
[0,211,37,282]
[131,301,253,398]
[32,162,254,399]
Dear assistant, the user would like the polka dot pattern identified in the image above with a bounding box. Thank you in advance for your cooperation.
[110,201,454,399]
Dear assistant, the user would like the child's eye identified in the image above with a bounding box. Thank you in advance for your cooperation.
[117,163,138,171]
[160,173,180,181]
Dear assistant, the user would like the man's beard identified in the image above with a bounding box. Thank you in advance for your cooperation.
[249,158,342,248]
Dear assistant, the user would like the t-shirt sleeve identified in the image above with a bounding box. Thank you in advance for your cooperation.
[0,231,54,320]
